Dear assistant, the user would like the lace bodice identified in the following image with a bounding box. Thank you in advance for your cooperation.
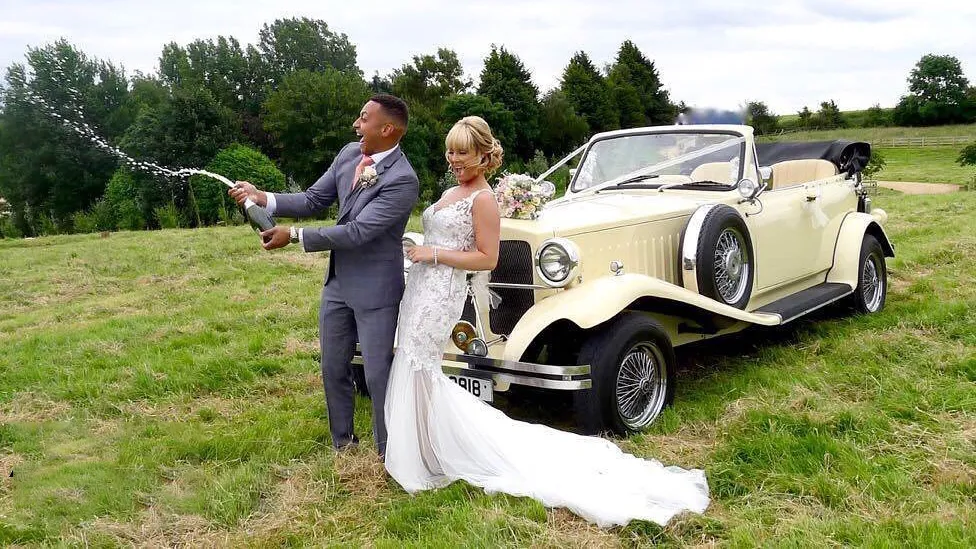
[421,188,491,252]
[394,188,491,373]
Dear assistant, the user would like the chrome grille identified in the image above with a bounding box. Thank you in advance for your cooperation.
[489,240,534,335]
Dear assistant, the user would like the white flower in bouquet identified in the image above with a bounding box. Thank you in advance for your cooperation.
[493,173,556,220]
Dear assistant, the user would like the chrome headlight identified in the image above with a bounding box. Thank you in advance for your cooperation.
[402,232,424,270]
[737,178,759,200]
[535,238,580,287]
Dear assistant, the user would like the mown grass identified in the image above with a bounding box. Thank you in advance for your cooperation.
[873,147,975,185]
[1,191,974,547]
[760,123,976,143]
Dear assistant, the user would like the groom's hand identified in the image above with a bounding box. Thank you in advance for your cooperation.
[260,226,290,250]
[229,181,268,207]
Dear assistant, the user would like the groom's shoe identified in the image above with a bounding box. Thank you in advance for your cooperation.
[334,435,360,453]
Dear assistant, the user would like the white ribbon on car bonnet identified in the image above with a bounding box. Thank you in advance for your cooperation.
[469,271,503,309]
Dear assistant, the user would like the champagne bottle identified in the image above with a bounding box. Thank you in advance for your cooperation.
[244,198,275,232]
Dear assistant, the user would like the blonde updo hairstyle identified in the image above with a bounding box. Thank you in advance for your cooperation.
[444,116,504,176]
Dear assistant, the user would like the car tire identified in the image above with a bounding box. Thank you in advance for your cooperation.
[850,234,887,314]
[352,363,370,397]
[694,205,754,309]
[574,313,675,436]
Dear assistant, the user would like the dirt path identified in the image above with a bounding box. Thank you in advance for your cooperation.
[876,181,960,194]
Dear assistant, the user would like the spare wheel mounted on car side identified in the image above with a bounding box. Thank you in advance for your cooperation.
[681,204,755,310]
[574,313,676,435]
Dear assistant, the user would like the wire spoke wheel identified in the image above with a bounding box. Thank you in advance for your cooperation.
[615,342,668,430]
[712,227,750,304]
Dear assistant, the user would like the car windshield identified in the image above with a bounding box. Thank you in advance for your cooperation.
[572,132,745,191]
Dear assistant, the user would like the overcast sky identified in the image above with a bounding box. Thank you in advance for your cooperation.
[2,0,974,114]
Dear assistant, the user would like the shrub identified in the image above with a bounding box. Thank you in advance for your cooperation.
[154,202,182,229]
[37,213,59,236]
[91,199,117,231]
[958,143,976,167]
[117,200,145,231]
[525,150,549,177]
[105,168,147,230]
[0,217,21,239]
[863,149,887,180]
[960,143,976,191]
[188,144,286,226]
[71,210,98,233]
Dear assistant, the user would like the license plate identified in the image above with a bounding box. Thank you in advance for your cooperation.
[448,372,493,402]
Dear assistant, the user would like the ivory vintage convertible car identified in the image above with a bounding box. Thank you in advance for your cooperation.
[356,124,893,435]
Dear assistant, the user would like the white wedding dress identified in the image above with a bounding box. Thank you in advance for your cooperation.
[383,189,710,528]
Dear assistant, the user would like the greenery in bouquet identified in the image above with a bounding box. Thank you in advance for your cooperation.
[493,173,556,220]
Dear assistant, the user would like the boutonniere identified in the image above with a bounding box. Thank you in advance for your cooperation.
[358,165,379,189]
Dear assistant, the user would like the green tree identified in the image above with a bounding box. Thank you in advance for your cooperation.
[607,41,675,125]
[442,93,516,152]
[477,46,540,160]
[863,103,890,127]
[538,89,589,158]
[258,17,360,86]
[390,48,471,199]
[894,54,975,125]
[120,85,241,220]
[561,52,618,133]
[262,69,369,188]
[392,48,470,113]
[0,40,128,234]
[397,106,444,205]
[797,106,813,129]
[189,144,285,225]
[607,71,643,129]
[746,101,779,135]
[813,100,844,129]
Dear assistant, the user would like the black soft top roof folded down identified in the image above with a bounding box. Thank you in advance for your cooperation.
[755,140,871,175]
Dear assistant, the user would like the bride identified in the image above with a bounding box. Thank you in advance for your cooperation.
[384,116,710,528]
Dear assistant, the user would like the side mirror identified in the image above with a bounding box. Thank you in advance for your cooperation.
[568,168,577,178]
[758,166,772,183]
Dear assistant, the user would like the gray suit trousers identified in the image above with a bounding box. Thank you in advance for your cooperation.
[319,276,397,456]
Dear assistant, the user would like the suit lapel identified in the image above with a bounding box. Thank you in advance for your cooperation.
[338,148,403,221]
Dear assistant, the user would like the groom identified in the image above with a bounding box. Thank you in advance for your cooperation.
[229,94,419,457]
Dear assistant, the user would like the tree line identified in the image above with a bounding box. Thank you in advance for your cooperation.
[0,18,677,237]
[1,17,973,238]
[745,54,976,135]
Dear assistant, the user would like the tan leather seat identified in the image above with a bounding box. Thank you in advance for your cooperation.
[690,162,734,184]
[769,159,837,189]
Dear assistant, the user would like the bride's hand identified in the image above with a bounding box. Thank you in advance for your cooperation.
[406,245,435,264]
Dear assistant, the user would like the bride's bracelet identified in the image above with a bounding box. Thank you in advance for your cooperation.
[433,247,439,265]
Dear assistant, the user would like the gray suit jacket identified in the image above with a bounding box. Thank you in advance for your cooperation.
[273,142,420,310]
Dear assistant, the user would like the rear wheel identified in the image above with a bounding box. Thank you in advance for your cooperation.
[574,313,676,435]
[850,234,887,313]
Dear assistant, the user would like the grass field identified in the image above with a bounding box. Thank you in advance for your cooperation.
[874,147,976,185]
[759,124,976,144]
[1,191,974,547]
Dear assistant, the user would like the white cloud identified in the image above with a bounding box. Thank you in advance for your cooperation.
[1,0,974,114]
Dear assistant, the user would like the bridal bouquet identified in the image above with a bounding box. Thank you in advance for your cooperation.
[494,173,556,220]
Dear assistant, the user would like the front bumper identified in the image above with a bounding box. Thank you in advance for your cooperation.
[352,346,591,391]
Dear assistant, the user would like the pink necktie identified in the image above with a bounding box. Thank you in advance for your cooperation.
[352,155,375,189]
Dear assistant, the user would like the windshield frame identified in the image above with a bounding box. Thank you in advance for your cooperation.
[569,129,747,193]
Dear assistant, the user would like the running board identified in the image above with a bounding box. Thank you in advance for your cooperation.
[755,283,853,324]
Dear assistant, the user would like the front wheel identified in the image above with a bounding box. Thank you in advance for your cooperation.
[850,234,887,313]
[574,313,676,435]
[685,205,754,309]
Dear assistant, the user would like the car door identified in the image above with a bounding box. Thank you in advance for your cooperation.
[746,181,832,290]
